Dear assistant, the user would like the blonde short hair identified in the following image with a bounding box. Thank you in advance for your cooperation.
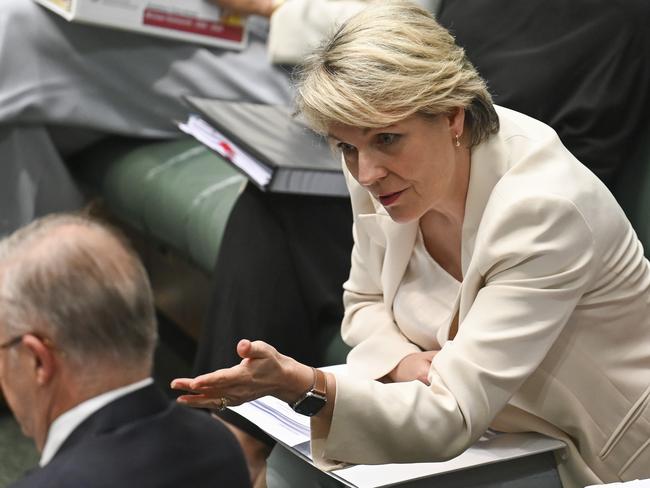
[295,0,499,146]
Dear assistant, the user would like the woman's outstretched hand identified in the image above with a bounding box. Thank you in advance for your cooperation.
[171,339,313,410]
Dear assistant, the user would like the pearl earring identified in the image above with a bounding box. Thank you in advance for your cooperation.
[455,134,461,147]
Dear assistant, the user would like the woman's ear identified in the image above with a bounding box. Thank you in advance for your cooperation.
[446,107,466,141]
[21,334,57,386]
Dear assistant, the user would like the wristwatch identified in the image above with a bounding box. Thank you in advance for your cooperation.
[290,367,327,416]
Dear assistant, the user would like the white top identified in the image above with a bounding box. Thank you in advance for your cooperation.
[392,229,460,351]
[40,378,154,466]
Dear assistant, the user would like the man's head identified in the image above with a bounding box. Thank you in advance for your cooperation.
[0,214,157,449]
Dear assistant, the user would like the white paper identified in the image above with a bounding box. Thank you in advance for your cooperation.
[231,395,310,448]
[179,114,273,187]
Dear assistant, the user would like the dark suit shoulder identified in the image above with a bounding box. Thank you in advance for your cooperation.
[10,388,250,488]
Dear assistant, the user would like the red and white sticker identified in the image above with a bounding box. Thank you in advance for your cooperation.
[143,8,245,41]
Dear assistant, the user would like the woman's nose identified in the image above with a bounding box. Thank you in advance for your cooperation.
[356,152,386,186]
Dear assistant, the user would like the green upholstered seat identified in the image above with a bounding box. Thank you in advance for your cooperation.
[613,121,650,255]
[72,137,246,271]
[72,136,350,366]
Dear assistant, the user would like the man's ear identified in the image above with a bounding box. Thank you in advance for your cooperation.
[21,334,57,386]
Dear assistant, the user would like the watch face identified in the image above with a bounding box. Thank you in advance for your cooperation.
[293,392,326,417]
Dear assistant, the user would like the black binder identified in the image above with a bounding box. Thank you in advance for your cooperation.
[181,96,348,197]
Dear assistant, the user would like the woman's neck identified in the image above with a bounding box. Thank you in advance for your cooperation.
[418,148,471,281]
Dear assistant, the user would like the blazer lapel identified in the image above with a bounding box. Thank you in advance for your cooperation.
[381,217,418,308]
[461,129,510,272]
[438,131,511,346]
[357,206,418,311]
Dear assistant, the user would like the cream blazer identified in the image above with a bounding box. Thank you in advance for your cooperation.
[312,107,650,488]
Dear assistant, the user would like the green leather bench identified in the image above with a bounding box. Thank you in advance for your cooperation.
[73,137,247,272]
[72,137,246,343]
[71,136,352,365]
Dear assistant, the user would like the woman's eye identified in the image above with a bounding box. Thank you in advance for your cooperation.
[377,133,399,145]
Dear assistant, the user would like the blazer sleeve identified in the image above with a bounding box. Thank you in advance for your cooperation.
[339,168,422,380]
[315,193,597,466]
[268,0,369,65]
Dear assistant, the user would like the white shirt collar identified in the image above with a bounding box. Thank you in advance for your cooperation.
[39,377,154,467]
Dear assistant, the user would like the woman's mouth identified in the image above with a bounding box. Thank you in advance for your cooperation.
[379,190,404,206]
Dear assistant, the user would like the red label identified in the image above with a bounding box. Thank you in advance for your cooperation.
[218,141,235,159]
[142,8,245,42]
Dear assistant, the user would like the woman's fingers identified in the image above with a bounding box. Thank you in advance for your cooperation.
[173,368,262,404]
[237,339,276,360]
[170,378,196,392]
[176,393,211,404]
[187,363,250,389]
[422,350,439,360]
[170,378,191,389]
[418,371,432,386]
[189,370,227,390]
[175,382,250,404]
[388,350,440,383]
[177,393,237,409]
[171,339,289,406]
[236,338,253,359]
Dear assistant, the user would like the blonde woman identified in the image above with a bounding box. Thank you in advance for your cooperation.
[173,2,650,486]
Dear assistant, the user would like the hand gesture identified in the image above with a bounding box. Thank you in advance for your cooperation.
[171,339,312,410]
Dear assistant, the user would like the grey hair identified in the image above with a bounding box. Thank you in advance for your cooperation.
[0,213,157,371]
[295,0,499,146]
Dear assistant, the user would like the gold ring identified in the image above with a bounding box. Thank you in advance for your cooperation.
[217,397,229,411]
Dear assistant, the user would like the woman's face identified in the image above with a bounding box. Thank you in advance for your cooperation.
[328,111,467,223]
